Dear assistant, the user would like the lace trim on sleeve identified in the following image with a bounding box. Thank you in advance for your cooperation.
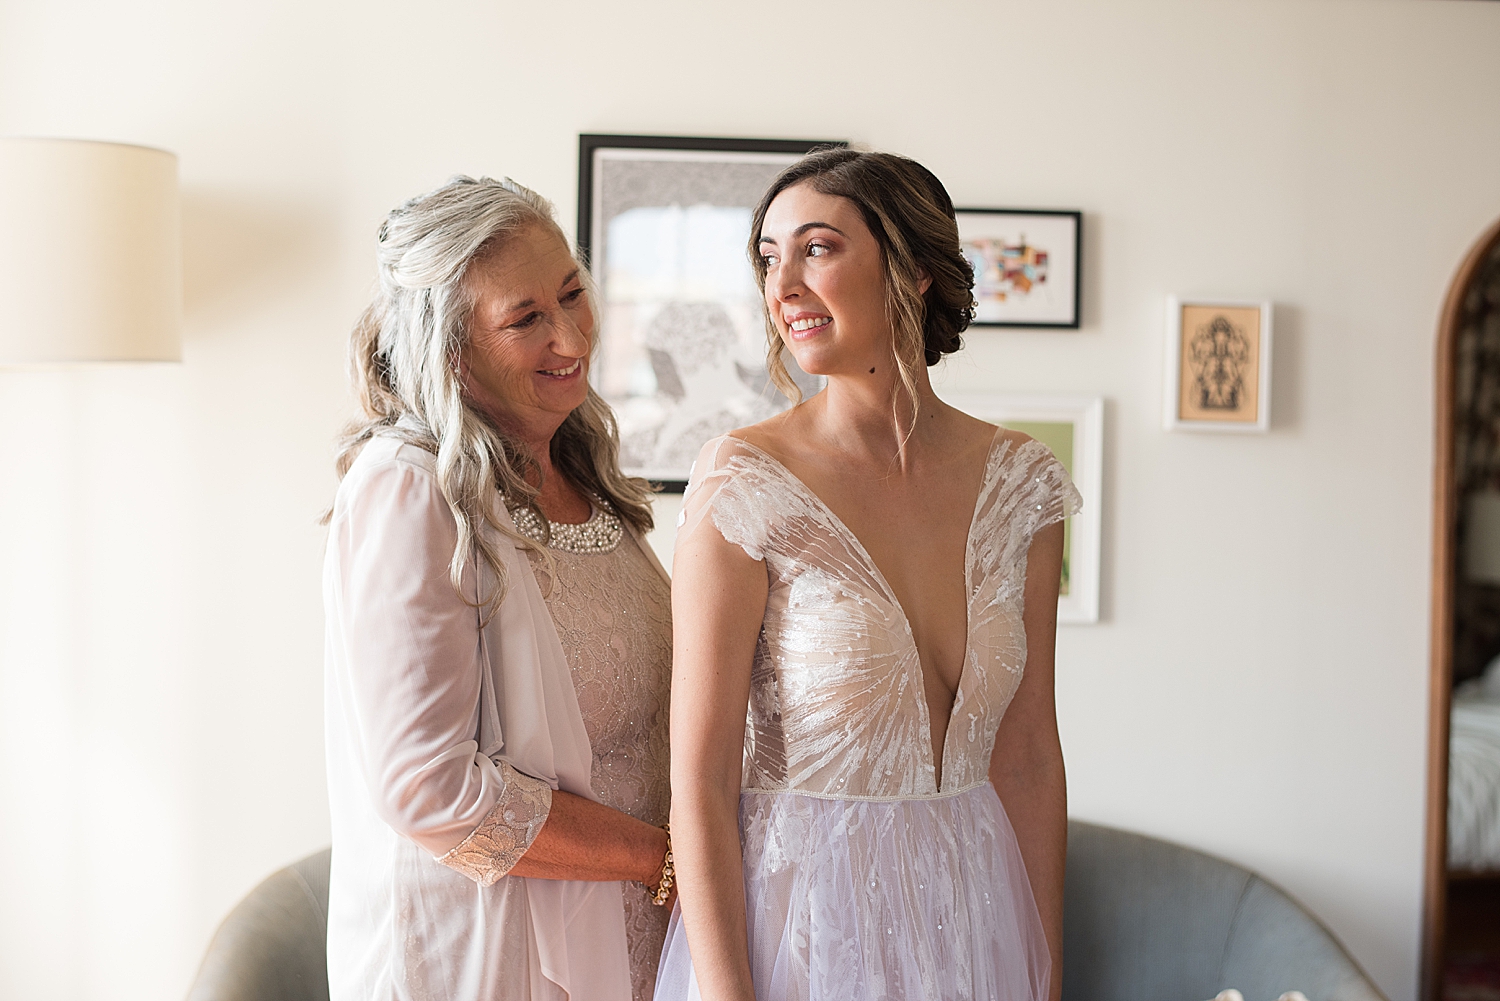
[677,436,778,562]
[435,759,553,886]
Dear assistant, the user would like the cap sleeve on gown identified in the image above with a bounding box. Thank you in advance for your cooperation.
[969,436,1083,583]
[677,435,781,562]
[1016,438,1083,535]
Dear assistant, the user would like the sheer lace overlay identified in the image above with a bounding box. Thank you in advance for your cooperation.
[437,760,554,885]
[682,432,1080,800]
[533,531,673,1001]
[658,431,1081,1001]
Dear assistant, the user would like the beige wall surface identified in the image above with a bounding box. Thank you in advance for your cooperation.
[2,0,1498,998]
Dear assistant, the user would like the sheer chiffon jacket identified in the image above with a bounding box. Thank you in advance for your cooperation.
[656,432,1081,1001]
[323,433,670,1001]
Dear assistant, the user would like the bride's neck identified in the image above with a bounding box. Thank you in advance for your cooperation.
[807,361,944,469]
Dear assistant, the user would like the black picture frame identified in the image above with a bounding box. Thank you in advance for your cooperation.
[954,208,1082,329]
[577,134,846,491]
[577,134,842,265]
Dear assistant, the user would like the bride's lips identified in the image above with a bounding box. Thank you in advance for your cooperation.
[785,313,832,341]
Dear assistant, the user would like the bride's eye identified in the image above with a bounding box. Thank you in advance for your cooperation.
[807,242,830,257]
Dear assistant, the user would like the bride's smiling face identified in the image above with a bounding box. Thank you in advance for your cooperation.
[757,182,894,378]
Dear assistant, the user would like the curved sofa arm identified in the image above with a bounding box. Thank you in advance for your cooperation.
[184,848,331,1001]
[1219,875,1387,1001]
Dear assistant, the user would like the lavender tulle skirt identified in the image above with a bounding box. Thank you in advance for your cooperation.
[653,782,1050,1001]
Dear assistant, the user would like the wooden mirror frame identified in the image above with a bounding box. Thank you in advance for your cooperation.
[1423,214,1500,1001]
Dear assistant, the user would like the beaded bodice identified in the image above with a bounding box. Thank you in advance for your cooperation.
[523,514,672,1001]
[510,500,624,554]
[681,433,1080,802]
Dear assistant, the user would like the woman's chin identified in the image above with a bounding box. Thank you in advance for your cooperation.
[785,350,836,378]
[788,354,863,380]
[533,376,589,410]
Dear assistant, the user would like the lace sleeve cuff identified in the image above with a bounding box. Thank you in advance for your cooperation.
[436,759,553,886]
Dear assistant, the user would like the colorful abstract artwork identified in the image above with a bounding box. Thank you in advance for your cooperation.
[955,209,1081,328]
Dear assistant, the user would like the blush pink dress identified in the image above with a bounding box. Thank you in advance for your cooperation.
[655,431,1079,1001]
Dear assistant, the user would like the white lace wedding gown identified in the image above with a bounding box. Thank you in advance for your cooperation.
[654,431,1080,1001]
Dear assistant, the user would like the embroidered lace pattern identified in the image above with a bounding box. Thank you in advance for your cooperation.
[655,430,1081,1001]
[690,433,1081,800]
[436,759,553,886]
[532,530,673,1001]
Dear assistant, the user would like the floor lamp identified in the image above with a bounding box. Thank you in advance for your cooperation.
[0,137,181,365]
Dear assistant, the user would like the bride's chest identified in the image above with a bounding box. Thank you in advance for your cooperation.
[754,561,1028,726]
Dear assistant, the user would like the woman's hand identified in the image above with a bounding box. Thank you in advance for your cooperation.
[667,484,769,1001]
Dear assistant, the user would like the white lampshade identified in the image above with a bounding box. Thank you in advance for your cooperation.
[0,138,181,364]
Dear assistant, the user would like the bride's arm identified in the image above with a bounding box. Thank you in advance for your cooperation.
[990,519,1067,1001]
[669,511,769,1001]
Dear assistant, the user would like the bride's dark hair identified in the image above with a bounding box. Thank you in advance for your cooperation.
[747,147,976,405]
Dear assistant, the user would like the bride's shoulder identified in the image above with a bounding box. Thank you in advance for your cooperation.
[680,426,806,562]
[684,412,800,480]
[687,431,775,480]
[682,428,791,511]
[937,407,1048,467]
[724,409,798,461]
[935,409,1038,473]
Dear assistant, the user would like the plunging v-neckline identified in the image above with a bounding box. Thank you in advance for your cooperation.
[725,430,1007,789]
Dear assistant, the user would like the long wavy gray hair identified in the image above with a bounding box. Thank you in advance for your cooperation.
[335,175,654,619]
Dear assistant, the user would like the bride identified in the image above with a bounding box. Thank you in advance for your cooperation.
[656,148,1077,1001]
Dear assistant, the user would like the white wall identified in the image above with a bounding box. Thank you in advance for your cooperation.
[2,1,1498,997]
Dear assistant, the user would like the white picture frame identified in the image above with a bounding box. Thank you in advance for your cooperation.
[942,393,1104,624]
[1164,296,1273,433]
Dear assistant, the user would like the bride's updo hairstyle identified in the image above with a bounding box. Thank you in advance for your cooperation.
[748,147,976,406]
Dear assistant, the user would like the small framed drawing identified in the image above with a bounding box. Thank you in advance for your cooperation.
[1163,296,1272,433]
[955,209,1081,328]
[941,393,1104,624]
[578,134,845,489]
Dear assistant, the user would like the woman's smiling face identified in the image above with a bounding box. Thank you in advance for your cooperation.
[757,182,893,379]
[461,224,593,438]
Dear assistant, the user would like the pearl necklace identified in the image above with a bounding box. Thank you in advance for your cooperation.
[508,500,623,555]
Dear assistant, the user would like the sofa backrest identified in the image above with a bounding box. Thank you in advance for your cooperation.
[1062,821,1386,1001]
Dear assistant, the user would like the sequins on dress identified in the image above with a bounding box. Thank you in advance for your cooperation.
[655,431,1081,1001]
[517,503,674,1001]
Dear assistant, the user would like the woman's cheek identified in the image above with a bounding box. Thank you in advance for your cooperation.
[572,302,596,338]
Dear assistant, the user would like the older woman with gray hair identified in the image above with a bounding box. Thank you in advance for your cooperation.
[323,176,673,1001]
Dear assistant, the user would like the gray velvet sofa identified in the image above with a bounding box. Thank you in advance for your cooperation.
[1061,821,1386,1001]
[186,821,1387,1001]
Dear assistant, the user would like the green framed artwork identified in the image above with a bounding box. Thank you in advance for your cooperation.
[941,394,1103,624]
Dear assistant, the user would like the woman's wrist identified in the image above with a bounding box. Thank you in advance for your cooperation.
[644,824,674,904]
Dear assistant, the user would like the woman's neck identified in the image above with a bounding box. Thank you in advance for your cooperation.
[485,407,590,523]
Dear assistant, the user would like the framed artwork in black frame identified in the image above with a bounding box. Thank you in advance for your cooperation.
[954,208,1082,328]
[578,134,845,490]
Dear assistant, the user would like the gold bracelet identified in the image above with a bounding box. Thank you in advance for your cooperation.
[649,824,675,907]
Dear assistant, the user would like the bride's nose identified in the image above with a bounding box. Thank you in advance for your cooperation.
[768,260,806,304]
